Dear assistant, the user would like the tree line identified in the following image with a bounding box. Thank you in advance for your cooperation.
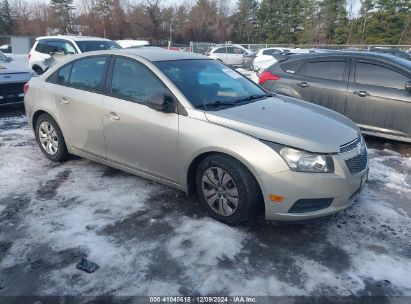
[0,0,410,46]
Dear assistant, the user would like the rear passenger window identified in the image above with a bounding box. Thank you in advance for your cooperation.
[226,47,235,54]
[304,60,346,81]
[56,64,72,85]
[281,60,304,74]
[35,42,46,53]
[355,62,408,90]
[69,56,107,92]
[214,48,226,54]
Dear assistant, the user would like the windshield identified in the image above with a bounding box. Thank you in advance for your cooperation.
[0,51,8,61]
[154,59,267,109]
[76,41,121,53]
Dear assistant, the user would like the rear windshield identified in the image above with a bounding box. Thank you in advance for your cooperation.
[0,51,8,61]
[76,41,121,53]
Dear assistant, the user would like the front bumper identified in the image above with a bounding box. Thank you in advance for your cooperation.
[261,149,369,221]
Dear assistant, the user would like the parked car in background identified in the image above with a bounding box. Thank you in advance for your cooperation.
[259,52,411,143]
[369,47,411,61]
[206,45,252,65]
[0,44,12,53]
[242,51,257,69]
[116,40,150,48]
[0,50,34,107]
[253,47,311,72]
[29,35,122,75]
[25,48,368,225]
[166,43,191,52]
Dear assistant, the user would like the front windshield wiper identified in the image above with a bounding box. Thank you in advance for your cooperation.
[232,94,272,104]
[196,101,236,110]
[196,94,274,111]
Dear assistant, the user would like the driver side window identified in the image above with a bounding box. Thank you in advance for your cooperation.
[110,57,167,104]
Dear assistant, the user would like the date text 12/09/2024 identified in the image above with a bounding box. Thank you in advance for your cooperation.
[149,296,257,303]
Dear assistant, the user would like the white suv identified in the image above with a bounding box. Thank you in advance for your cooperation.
[206,45,252,65]
[29,35,121,75]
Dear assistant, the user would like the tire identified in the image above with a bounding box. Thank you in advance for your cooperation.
[196,154,262,225]
[33,66,43,75]
[35,113,69,162]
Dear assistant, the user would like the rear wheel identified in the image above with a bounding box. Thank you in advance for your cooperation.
[33,66,43,75]
[35,114,69,162]
[196,154,261,225]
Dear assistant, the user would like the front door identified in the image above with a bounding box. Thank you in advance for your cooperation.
[102,57,179,182]
[345,60,411,137]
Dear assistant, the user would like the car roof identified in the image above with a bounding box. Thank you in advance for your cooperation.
[36,35,112,42]
[61,48,210,62]
[283,51,411,69]
[114,48,209,61]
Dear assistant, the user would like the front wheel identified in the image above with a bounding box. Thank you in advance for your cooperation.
[35,113,69,162]
[196,154,262,225]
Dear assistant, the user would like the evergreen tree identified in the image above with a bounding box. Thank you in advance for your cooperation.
[50,0,74,34]
[0,0,15,35]
[256,0,303,44]
[333,0,349,44]
[232,0,256,43]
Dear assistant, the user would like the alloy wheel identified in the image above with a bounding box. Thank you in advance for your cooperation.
[201,167,239,216]
[38,121,59,155]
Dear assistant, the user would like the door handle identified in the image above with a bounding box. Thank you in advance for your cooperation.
[353,90,370,97]
[60,97,69,104]
[106,112,120,121]
[297,82,310,88]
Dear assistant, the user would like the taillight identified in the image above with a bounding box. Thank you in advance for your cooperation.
[205,52,210,56]
[23,83,29,94]
[258,71,280,85]
[28,53,31,59]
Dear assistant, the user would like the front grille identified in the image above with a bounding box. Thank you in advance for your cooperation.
[345,149,368,175]
[340,137,361,153]
[0,82,24,104]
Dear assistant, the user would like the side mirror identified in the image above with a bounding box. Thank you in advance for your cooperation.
[406,80,411,92]
[147,93,175,113]
[7,56,13,62]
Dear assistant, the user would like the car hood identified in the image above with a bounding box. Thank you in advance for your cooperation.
[204,96,359,153]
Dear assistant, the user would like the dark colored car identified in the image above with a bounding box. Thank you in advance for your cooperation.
[259,52,411,143]
[242,51,257,69]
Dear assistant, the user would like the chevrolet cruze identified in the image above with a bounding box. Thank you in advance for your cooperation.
[24,48,369,225]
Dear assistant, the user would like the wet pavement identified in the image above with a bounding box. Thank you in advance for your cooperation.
[0,105,410,297]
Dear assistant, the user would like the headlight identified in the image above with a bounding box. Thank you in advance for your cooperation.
[262,141,335,173]
[280,147,334,173]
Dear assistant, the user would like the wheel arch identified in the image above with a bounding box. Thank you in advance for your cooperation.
[32,110,65,141]
[31,64,44,75]
[185,149,262,195]
[185,150,265,214]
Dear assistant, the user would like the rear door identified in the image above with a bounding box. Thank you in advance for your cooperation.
[346,59,411,137]
[231,47,246,65]
[50,55,109,156]
[290,57,349,114]
[212,47,227,63]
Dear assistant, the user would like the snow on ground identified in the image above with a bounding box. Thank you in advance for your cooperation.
[0,110,410,297]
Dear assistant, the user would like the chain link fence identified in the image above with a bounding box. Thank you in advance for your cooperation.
[190,41,411,54]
